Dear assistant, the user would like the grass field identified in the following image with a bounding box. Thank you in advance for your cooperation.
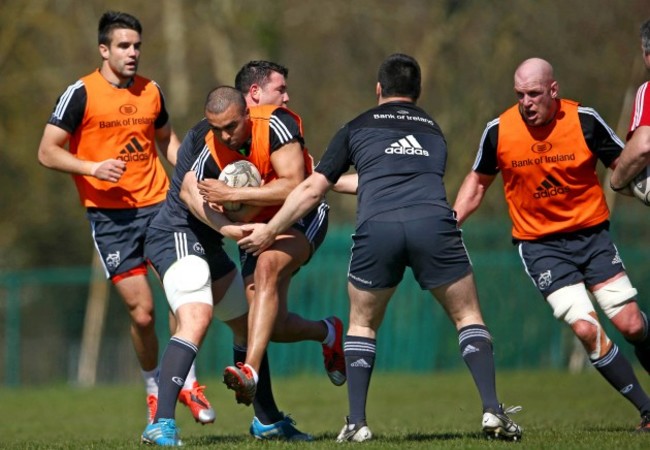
[1,370,649,449]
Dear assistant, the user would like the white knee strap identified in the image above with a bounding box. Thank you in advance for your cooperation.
[163,255,212,314]
[546,283,595,324]
[213,271,248,322]
[592,275,638,319]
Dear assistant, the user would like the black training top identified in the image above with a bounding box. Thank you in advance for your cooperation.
[316,101,451,226]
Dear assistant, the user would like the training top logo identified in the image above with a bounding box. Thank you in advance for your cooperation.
[531,141,552,153]
[117,137,150,162]
[385,135,429,156]
[534,174,570,199]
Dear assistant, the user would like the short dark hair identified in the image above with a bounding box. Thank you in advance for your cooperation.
[378,53,421,101]
[235,60,289,94]
[204,86,247,115]
[641,19,650,55]
[98,11,142,46]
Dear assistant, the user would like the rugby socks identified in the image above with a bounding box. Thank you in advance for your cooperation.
[183,362,198,389]
[344,336,376,426]
[234,345,282,424]
[627,311,650,374]
[155,337,197,422]
[458,325,500,412]
[592,344,650,414]
[141,367,159,396]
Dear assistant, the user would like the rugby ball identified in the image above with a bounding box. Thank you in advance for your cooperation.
[217,160,262,211]
[630,165,650,206]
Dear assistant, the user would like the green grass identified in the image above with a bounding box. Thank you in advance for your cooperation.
[1,370,649,449]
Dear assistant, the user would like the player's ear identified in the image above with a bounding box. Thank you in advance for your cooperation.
[375,82,381,97]
[250,84,260,102]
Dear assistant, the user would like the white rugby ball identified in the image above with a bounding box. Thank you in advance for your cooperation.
[630,165,650,206]
[218,160,262,211]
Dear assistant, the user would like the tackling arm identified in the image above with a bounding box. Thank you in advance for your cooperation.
[452,171,496,227]
[238,171,332,255]
[332,173,358,194]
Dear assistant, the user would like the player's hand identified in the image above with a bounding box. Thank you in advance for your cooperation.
[198,178,233,204]
[238,223,276,256]
[90,159,126,182]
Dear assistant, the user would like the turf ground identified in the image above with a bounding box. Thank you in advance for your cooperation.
[1,370,649,449]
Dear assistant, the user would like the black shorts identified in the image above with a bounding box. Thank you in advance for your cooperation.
[349,206,471,290]
[518,225,625,295]
[145,227,236,281]
[240,201,329,279]
[89,204,162,279]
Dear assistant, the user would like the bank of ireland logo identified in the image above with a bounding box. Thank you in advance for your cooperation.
[531,141,552,153]
[537,270,552,290]
[119,104,138,115]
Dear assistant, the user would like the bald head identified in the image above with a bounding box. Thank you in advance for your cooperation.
[513,58,559,127]
[514,58,555,87]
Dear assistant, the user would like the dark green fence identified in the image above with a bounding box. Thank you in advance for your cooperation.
[2,210,649,385]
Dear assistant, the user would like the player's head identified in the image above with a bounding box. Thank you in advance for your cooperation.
[204,86,250,151]
[377,53,421,102]
[98,11,142,82]
[513,57,558,127]
[235,60,290,107]
[641,19,650,68]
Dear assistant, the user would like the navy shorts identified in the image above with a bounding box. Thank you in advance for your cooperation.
[240,201,329,279]
[517,224,625,295]
[89,204,162,279]
[348,205,471,290]
[145,226,236,281]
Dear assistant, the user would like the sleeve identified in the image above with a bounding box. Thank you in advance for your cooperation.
[269,109,304,151]
[471,119,500,175]
[46,81,87,134]
[627,82,650,140]
[153,82,170,129]
[314,124,352,183]
[578,107,624,168]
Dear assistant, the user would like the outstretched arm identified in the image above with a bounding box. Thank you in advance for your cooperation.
[332,173,358,194]
[452,171,496,227]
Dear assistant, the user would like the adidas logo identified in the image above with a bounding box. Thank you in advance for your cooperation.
[384,135,429,156]
[462,344,480,357]
[117,137,150,162]
[350,358,372,368]
[533,175,570,199]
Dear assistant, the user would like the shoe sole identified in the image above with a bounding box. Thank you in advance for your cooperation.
[223,368,254,406]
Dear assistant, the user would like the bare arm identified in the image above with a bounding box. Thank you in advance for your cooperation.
[180,171,247,241]
[452,171,496,227]
[610,125,650,190]
[198,140,305,206]
[332,173,358,194]
[238,171,332,255]
[37,124,126,182]
[155,122,181,167]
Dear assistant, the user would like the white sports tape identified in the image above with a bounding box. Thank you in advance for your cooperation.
[546,283,595,324]
[213,271,248,322]
[546,283,606,359]
[592,275,638,319]
[163,255,212,313]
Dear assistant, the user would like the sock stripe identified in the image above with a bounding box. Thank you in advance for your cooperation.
[458,327,492,345]
[344,341,376,353]
[592,344,619,368]
[170,336,198,353]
